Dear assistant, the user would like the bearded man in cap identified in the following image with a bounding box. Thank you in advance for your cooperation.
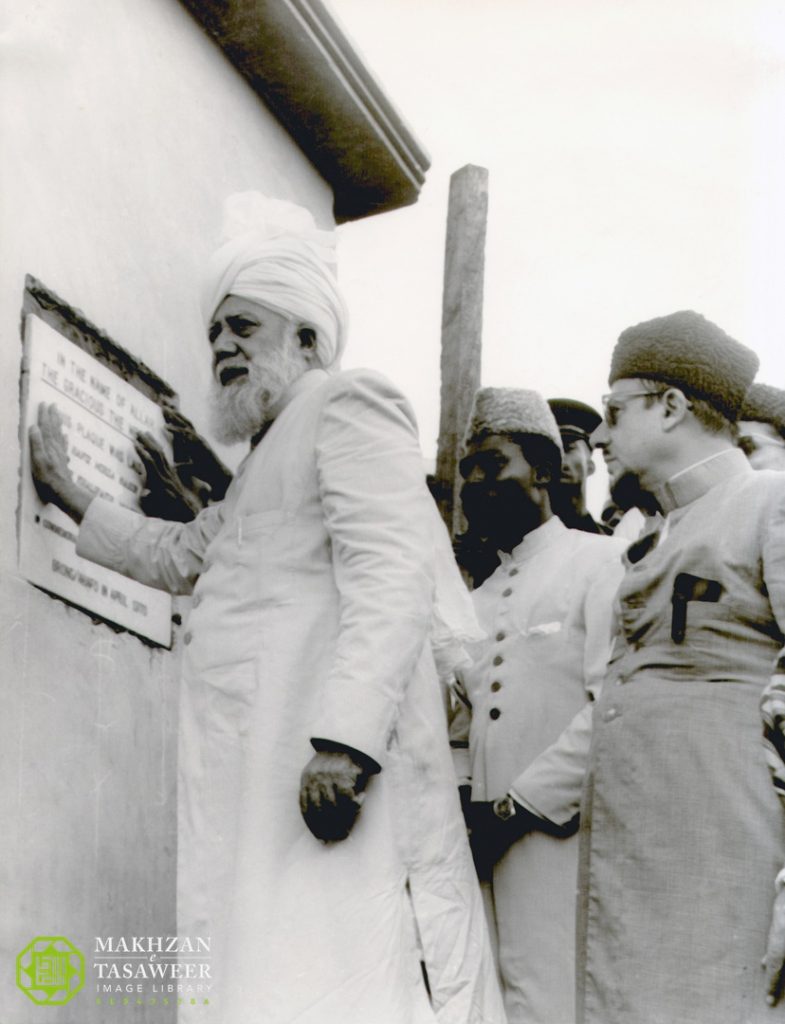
[583,310,785,1023]
[28,193,504,1024]
[450,386,626,1024]
[737,382,785,472]
[547,397,608,534]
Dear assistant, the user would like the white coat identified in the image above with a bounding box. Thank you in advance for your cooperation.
[77,368,505,1024]
[453,518,625,1024]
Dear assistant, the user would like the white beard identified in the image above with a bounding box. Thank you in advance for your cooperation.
[209,344,305,445]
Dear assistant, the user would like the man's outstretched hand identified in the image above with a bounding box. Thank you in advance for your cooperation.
[29,403,92,523]
[299,751,371,842]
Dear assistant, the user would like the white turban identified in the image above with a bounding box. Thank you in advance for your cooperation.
[200,192,349,370]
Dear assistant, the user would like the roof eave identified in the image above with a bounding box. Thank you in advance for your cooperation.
[179,0,431,222]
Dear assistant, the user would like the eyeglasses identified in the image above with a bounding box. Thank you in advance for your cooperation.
[601,390,665,427]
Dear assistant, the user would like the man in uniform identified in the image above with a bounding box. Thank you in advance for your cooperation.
[737,382,785,471]
[582,310,785,1023]
[547,397,607,533]
[28,192,503,1024]
[451,386,626,1024]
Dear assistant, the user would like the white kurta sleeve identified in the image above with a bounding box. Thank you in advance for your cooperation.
[510,548,624,824]
[312,371,435,767]
[76,495,225,595]
[509,702,594,824]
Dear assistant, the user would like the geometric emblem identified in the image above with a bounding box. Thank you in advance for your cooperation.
[16,936,85,1006]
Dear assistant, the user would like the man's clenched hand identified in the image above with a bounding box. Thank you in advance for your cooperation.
[299,751,371,842]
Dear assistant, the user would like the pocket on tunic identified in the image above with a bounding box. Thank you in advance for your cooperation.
[676,600,736,648]
[525,621,563,638]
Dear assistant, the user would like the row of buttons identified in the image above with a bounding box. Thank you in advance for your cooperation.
[488,699,620,726]
[488,566,518,720]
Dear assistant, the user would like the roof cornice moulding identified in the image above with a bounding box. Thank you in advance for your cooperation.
[179,0,431,222]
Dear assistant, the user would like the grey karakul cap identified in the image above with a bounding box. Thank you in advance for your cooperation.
[740,382,785,435]
[464,387,563,453]
[609,310,759,420]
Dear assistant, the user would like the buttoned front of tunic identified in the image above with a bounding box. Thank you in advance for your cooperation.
[455,517,625,1024]
[459,518,625,804]
[578,448,785,1024]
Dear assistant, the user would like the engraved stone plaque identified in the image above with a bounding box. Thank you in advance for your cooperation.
[19,314,173,645]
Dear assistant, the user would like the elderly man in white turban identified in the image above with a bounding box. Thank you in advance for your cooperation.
[29,193,504,1024]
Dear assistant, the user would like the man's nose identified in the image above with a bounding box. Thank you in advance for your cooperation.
[211,330,240,364]
[590,421,609,448]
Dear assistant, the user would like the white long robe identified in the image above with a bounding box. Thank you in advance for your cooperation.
[453,519,625,1024]
[76,367,504,1024]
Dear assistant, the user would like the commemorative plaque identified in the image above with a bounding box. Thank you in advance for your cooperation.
[19,314,173,646]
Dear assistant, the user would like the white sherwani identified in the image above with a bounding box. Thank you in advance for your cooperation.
[453,519,625,1024]
[76,368,504,1024]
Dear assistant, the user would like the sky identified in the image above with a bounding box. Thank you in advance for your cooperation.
[327,0,785,510]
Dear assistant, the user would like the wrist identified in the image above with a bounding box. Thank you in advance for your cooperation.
[60,482,93,524]
[492,793,519,821]
[310,737,381,777]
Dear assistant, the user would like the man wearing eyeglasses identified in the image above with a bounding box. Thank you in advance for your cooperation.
[577,310,785,1023]
[736,383,785,472]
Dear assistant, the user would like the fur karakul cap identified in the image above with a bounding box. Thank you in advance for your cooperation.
[740,383,785,435]
[464,387,563,453]
[609,310,759,420]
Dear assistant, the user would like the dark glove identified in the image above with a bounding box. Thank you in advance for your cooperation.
[465,799,533,878]
[162,405,233,502]
[133,431,203,522]
[466,797,579,878]
[299,750,373,843]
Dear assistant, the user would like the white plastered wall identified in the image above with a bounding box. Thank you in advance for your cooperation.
[0,1,334,1020]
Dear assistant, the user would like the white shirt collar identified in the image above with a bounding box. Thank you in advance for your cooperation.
[654,447,750,514]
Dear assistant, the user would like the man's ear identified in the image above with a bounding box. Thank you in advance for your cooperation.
[661,387,690,431]
[297,327,317,351]
[296,326,318,365]
[533,465,552,487]
[587,454,596,477]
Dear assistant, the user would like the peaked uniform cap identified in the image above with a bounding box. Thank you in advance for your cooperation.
[609,310,759,420]
[548,398,602,443]
[740,382,785,435]
[464,387,563,453]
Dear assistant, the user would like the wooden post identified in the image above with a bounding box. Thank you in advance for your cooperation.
[434,164,488,537]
